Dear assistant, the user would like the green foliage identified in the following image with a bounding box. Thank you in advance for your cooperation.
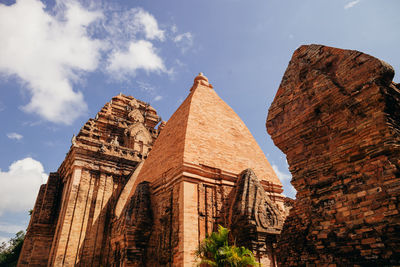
[195,225,259,267]
[0,231,25,267]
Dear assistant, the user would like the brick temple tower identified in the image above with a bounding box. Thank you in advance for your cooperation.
[116,73,285,266]
[18,94,161,266]
[18,73,285,267]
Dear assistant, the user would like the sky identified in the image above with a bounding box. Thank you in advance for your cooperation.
[0,0,399,243]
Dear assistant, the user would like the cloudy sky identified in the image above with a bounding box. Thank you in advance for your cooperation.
[0,0,399,242]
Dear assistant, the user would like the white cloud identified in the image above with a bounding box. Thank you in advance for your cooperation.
[136,81,163,102]
[101,7,164,45]
[100,7,168,80]
[344,0,361,9]
[107,40,166,78]
[133,9,165,41]
[174,32,192,43]
[137,81,156,93]
[173,32,193,53]
[272,164,296,198]
[154,95,163,101]
[0,1,177,124]
[7,133,23,141]
[0,222,25,234]
[272,164,291,181]
[0,157,48,215]
[0,0,103,124]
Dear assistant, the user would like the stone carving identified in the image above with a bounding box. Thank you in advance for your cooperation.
[134,130,148,143]
[128,109,144,123]
[125,123,149,140]
[110,135,119,146]
[267,44,400,266]
[229,169,283,258]
[71,134,77,146]
[123,123,153,154]
[129,99,139,109]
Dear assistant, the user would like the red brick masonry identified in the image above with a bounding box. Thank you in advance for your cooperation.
[267,44,400,266]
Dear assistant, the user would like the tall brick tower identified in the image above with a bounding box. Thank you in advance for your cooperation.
[18,94,161,266]
[121,73,285,266]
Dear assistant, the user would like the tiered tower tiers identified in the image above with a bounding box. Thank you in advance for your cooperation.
[18,94,161,266]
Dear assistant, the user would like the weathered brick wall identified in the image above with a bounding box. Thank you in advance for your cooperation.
[18,172,62,266]
[267,44,400,265]
[146,182,181,266]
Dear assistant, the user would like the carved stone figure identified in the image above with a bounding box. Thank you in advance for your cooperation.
[123,123,153,153]
[128,109,144,123]
[129,99,139,109]
[110,135,120,146]
[230,169,283,233]
[229,169,283,264]
[71,134,77,146]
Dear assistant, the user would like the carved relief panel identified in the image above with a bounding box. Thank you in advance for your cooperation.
[123,123,153,155]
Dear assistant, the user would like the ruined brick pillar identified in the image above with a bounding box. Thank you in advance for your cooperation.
[267,44,400,265]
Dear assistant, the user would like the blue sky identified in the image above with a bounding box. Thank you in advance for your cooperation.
[0,0,399,243]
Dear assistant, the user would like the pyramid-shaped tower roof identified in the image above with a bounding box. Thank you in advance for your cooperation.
[136,73,281,186]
